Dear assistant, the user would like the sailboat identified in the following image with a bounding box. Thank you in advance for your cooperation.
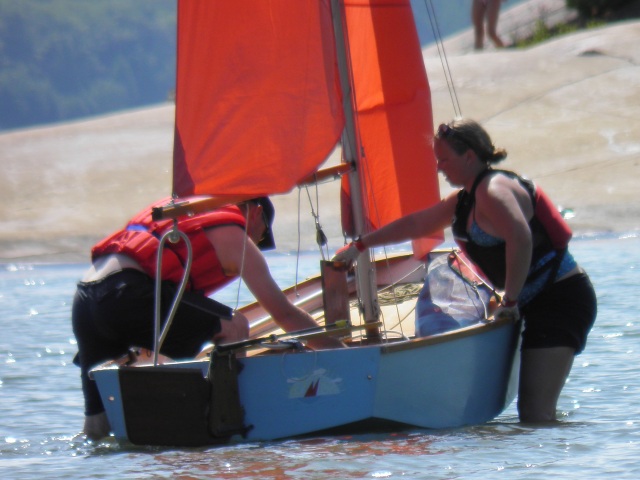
[91,0,521,447]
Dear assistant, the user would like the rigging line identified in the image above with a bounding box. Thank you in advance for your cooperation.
[427,0,462,118]
[377,255,429,335]
[369,249,408,339]
[450,249,500,302]
[424,0,463,118]
[303,184,328,260]
[232,203,252,313]
[294,189,302,297]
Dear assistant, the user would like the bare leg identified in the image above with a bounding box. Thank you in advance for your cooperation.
[518,346,575,422]
[486,0,505,48]
[471,0,486,50]
[83,411,111,441]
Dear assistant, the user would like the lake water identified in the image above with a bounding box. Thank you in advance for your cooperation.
[1,233,639,479]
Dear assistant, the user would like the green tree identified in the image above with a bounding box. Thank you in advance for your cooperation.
[566,0,637,18]
[0,0,175,131]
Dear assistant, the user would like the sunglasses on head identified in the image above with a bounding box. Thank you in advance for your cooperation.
[437,123,474,153]
[437,123,456,138]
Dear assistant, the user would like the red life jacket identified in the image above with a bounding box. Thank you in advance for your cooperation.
[91,197,246,295]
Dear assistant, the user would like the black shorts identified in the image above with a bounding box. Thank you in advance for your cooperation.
[72,269,232,415]
[520,272,597,354]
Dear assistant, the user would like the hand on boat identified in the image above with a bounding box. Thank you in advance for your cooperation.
[306,335,347,350]
[493,303,520,322]
[214,312,250,345]
[332,242,363,266]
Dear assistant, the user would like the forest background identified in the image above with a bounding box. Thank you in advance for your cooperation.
[1,0,542,132]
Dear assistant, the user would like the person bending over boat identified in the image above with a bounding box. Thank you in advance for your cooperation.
[334,118,597,424]
[72,196,343,441]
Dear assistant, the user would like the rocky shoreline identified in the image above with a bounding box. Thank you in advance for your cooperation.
[2,13,639,264]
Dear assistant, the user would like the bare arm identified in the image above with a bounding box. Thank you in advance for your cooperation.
[207,226,343,348]
[474,176,533,302]
[360,192,458,248]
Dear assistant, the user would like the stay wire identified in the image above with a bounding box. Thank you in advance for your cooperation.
[232,202,251,313]
[303,184,328,260]
[291,184,329,299]
[294,189,302,296]
[424,0,463,118]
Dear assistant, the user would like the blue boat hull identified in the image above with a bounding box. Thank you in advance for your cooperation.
[92,316,520,445]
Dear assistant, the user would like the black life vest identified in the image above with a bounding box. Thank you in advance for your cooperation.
[451,169,571,289]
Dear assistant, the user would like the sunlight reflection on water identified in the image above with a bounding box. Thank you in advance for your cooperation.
[1,234,639,479]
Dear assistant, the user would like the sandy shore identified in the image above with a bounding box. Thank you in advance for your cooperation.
[2,17,639,263]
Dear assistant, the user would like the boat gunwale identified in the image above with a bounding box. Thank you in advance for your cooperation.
[91,314,516,375]
[91,249,508,369]
[377,316,518,353]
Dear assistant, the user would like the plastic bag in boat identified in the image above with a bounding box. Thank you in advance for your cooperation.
[415,251,494,337]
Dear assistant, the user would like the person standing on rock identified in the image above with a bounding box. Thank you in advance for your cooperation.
[472,0,505,49]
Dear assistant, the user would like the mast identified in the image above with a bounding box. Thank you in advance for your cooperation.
[330,0,381,339]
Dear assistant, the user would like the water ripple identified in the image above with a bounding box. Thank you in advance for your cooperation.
[0,240,639,479]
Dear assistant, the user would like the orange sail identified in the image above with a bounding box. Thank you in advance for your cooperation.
[172,0,442,257]
[341,0,443,258]
[172,1,344,198]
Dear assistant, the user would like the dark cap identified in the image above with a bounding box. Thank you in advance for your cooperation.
[253,197,275,251]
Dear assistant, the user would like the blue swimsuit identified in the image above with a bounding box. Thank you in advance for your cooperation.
[454,169,596,353]
[468,221,577,306]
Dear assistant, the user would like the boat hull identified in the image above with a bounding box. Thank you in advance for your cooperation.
[92,316,520,445]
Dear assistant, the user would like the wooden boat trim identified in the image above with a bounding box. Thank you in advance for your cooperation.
[152,165,355,221]
[152,195,251,220]
[379,316,519,354]
[298,163,353,186]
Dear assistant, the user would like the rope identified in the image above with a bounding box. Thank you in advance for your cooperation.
[377,283,422,306]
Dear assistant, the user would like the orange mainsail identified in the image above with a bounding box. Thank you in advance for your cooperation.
[172,0,442,256]
[173,1,344,198]
[340,0,443,257]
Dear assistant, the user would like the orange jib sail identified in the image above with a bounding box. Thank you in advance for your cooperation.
[173,1,344,198]
[341,0,443,258]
